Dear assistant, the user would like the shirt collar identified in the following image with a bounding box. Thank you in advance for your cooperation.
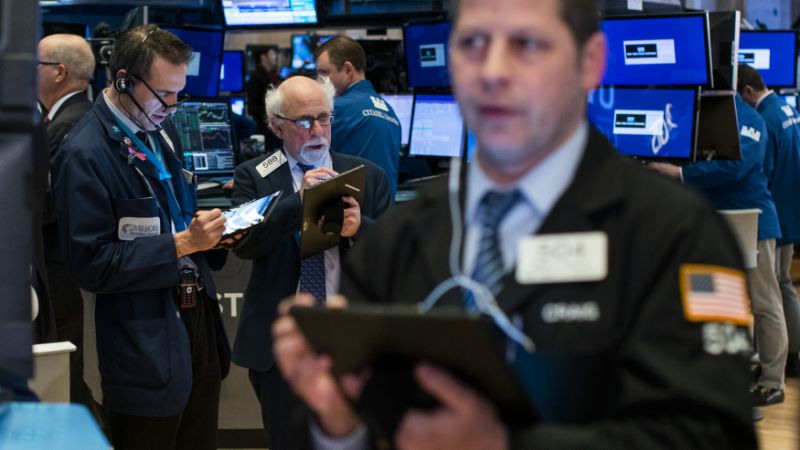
[103,89,144,134]
[466,121,588,222]
[755,90,774,109]
[47,91,83,121]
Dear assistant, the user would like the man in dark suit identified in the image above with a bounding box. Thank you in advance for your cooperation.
[231,74,391,449]
[37,33,95,407]
[272,0,756,448]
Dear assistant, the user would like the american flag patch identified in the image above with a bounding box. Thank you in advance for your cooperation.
[679,264,752,325]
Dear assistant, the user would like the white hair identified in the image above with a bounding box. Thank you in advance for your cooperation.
[264,75,337,133]
[43,34,95,85]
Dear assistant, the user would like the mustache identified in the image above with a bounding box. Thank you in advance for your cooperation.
[301,137,329,150]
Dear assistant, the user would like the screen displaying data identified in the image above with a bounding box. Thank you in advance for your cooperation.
[601,15,710,86]
[222,0,318,26]
[409,94,464,158]
[739,31,798,88]
[587,87,698,159]
[381,94,414,146]
[173,101,237,174]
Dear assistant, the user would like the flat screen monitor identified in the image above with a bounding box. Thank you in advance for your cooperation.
[220,50,244,92]
[708,11,740,91]
[173,99,238,175]
[222,0,318,27]
[162,27,224,97]
[403,21,451,88]
[739,31,798,88]
[587,87,698,160]
[409,94,464,158]
[601,14,712,87]
[230,96,245,115]
[291,34,334,70]
[381,94,413,146]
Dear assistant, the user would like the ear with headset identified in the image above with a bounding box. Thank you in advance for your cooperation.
[113,69,133,94]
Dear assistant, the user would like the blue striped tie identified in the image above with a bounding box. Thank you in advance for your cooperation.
[297,162,326,304]
[465,189,522,310]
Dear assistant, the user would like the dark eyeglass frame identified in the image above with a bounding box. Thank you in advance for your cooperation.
[275,112,335,130]
[37,60,62,66]
[130,74,189,112]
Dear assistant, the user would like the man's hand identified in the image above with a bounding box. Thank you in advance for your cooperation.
[174,208,226,258]
[395,363,509,450]
[648,162,681,179]
[300,167,338,200]
[273,294,363,438]
[340,196,361,238]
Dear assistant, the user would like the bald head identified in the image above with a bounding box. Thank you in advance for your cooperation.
[38,34,95,110]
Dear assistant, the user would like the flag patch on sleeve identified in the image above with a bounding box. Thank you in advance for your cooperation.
[679,264,751,325]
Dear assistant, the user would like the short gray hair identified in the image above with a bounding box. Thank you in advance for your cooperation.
[264,75,336,133]
[43,34,96,83]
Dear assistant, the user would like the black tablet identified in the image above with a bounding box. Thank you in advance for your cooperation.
[290,304,537,432]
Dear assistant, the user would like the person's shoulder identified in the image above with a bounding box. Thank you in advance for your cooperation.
[59,107,103,154]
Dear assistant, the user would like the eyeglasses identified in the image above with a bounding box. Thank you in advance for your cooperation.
[275,112,335,129]
[37,61,62,67]
[131,74,189,112]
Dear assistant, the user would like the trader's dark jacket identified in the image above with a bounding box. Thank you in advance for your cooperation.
[231,149,392,371]
[339,129,756,449]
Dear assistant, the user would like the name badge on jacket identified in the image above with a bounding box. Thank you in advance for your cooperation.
[118,217,161,241]
[516,231,608,284]
[256,151,288,178]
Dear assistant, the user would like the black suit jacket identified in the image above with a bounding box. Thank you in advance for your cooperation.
[231,150,392,371]
[339,129,756,449]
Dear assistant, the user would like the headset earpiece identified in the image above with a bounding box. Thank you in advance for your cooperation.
[113,75,132,93]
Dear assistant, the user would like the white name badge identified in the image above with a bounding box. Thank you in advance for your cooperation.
[118,217,161,241]
[516,232,608,284]
[256,151,288,178]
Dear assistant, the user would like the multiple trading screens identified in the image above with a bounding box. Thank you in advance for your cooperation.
[173,99,238,176]
[587,87,699,160]
[601,14,712,87]
[381,94,413,147]
[739,31,798,88]
[222,0,318,27]
[220,50,244,92]
[161,26,224,98]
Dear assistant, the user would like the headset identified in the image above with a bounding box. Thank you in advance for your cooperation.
[113,26,162,130]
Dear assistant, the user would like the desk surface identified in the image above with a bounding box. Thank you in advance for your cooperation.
[0,403,108,449]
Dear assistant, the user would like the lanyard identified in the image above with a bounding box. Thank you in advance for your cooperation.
[112,115,187,232]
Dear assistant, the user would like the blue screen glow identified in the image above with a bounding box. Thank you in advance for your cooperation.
[220,51,244,92]
[162,27,224,98]
[739,31,797,88]
[404,22,451,88]
[601,15,710,86]
[587,87,697,159]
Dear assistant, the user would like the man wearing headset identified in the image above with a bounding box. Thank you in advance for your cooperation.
[272,0,756,448]
[51,25,230,450]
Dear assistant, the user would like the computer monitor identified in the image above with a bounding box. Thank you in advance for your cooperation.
[601,13,712,87]
[587,87,699,160]
[409,94,465,158]
[739,30,798,88]
[708,11,741,91]
[220,50,244,93]
[172,99,238,175]
[291,34,334,70]
[161,26,224,97]
[229,96,245,115]
[222,0,318,27]
[403,21,451,88]
[381,94,414,147]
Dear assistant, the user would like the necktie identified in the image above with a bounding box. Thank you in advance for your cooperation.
[465,189,522,310]
[42,116,51,125]
[297,162,326,303]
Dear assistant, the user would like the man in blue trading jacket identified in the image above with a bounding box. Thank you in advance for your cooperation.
[650,94,786,405]
[51,25,231,450]
[230,75,391,449]
[314,36,401,195]
[739,64,800,380]
[272,0,756,448]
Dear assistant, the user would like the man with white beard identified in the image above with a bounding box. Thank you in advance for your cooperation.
[229,75,392,449]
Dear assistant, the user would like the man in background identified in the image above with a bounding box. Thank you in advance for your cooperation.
[315,36,401,195]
